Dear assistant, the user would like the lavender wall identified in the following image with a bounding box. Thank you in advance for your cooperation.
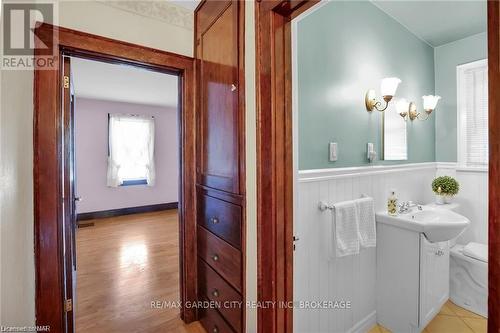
[74,97,179,214]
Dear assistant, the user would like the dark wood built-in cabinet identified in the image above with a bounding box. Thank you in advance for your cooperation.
[195,0,245,332]
[196,0,244,195]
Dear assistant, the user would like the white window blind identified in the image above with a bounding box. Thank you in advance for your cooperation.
[457,59,488,167]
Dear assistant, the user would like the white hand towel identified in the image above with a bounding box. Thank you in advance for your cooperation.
[332,200,360,257]
[356,197,376,248]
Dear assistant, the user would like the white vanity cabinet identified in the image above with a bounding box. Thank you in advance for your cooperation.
[376,223,449,333]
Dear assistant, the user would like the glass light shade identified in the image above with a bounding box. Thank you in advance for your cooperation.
[422,95,441,110]
[395,98,410,114]
[380,77,401,97]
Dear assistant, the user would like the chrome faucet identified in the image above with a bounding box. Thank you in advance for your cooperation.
[398,201,411,214]
[398,201,423,214]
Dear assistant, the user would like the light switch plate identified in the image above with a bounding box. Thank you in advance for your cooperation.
[329,142,338,162]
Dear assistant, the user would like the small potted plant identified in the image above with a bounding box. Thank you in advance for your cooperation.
[432,176,459,204]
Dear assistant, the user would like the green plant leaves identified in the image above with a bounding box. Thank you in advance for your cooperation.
[432,176,459,196]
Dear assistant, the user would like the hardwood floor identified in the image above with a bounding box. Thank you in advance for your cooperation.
[75,210,205,333]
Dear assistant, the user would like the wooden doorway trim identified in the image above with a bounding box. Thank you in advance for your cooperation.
[488,1,500,331]
[254,1,317,332]
[34,23,197,332]
[256,1,500,333]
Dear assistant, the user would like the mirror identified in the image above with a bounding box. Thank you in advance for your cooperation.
[383,103,407,160]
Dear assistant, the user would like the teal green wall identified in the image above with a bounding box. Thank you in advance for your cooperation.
[434,32,488,162]
[297,1,436,170]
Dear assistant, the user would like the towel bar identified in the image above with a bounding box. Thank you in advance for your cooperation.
[318,194,369,212]
[318,201,335,212]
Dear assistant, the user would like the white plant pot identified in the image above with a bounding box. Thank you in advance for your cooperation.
[444,195,454,204]
[435,194,453,205]
[435,194,445,205]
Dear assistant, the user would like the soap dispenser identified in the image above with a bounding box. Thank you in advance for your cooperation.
[387,190,398,216]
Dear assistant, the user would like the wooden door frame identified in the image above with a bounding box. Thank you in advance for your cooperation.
[255,1,500,333]
[34,23,197,332]
[488,1,500,332]
[254,1,317,332]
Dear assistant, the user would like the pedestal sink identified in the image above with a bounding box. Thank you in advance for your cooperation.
[376,205,470,242]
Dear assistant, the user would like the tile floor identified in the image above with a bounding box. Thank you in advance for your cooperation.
[368,300,487,333]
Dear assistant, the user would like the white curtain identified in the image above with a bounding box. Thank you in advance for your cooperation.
[107,114,156,187]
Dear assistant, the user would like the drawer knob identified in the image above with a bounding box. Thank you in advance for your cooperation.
[212,289,220,298]
[213,326,219,333]
[212,254,219,262]
[210,217,219,224]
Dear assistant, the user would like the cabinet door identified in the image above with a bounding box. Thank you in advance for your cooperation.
[196,0,241,194]
[419,235,449,328]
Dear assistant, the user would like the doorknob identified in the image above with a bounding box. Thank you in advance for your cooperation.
[231,84,237,92]
[74,197,83,202]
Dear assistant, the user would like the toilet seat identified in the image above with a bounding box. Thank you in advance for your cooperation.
[463,242,488,263]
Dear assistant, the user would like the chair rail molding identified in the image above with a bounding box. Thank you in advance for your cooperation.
[298,162,438,182]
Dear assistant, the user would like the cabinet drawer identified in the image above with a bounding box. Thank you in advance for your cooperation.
[198,226,242,292]
[199,259,242,332]
[198,193,242,249]
[199,302,235,333]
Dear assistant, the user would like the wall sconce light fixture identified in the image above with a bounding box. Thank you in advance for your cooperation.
[398,95,441,121]
[396,98,411,118]
[365,77,401,112]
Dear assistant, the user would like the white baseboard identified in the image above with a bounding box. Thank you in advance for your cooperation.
[348,311,377,333]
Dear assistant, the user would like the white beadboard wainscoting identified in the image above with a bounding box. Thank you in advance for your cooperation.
[293,163,437,333]
[436,163,488,245]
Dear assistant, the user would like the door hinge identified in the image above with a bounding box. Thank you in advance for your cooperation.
[65,298,73,312]
[63,76,70,89]
[293,236,300,251]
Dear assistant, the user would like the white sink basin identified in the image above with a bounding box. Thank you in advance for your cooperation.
[376,205,470,242]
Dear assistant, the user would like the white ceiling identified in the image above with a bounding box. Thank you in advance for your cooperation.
[169,0,199,11]
[71,57,178,108]
[372,0,487,47]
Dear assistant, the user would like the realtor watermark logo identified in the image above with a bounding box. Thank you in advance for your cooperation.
[2,1,58,70]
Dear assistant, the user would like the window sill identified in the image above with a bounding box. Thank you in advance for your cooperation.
[456,166,488,173]
[121,179,148,186]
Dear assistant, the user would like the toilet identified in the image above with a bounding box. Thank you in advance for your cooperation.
[450,242,488,318]
[426,202,488,318]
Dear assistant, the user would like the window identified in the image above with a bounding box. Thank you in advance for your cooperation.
[457,59,488,168]
[107,114,155,187]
